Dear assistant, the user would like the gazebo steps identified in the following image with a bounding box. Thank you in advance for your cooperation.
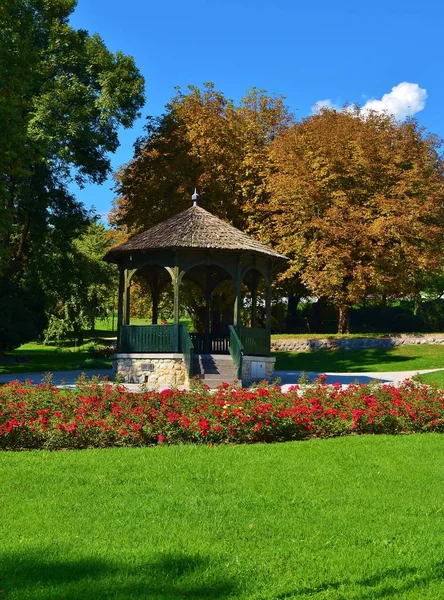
[193,354,239,388]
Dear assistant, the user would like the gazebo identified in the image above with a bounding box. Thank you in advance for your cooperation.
[105,195,287,387]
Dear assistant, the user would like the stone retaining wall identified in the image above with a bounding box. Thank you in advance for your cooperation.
[271,334,444,353]
[113,353,187,386]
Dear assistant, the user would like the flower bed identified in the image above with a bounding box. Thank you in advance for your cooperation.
[1,377,444,449]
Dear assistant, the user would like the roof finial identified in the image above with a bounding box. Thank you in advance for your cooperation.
[192,188,199,207]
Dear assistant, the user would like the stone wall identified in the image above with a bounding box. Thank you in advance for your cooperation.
[113,353,187,387]
[271,334,444,354]
[242,355,276,386]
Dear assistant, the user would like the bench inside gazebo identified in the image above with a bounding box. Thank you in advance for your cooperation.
[104,194,287,388]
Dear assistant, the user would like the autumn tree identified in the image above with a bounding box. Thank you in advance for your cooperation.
[0,0,144,350]
[264,108,444,333]
[111,83,291,233]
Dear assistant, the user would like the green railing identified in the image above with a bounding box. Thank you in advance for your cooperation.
[235,326,271,356]
[180,324,194,379]
[229,325,244,380]
[118,324,179,353]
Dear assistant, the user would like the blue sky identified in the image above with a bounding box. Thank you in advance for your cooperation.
[69,0,444,219]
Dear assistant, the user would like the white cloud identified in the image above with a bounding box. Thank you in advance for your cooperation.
[311,98,339,113]
[311,82,427,121]
[361,82,427,120]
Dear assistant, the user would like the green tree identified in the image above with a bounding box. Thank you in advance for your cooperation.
[0,0,144,350]
[73,221,118,331]
[43,221,117,344]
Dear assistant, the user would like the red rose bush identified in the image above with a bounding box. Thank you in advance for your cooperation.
[1,377,444,449]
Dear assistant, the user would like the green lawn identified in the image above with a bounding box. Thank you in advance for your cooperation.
[271,332,411,339]
[274,344,444,372]
[0,340,112,375]
[0,318,196,375]
[415,370,444,389]
[95,316,193,331]
[0,436,443,599]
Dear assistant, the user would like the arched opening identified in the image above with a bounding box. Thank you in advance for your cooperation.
[243,268,271,330]
[128,265,172,325]
[181,263,234,354]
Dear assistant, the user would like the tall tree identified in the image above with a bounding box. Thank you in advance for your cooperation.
[111,83,290,232]
[265,108,444,332]
[0,0,144,349]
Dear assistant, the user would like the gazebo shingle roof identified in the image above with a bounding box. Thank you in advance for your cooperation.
[105,205,287,262]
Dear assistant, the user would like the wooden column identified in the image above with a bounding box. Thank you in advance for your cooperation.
[151,291,159,325]
[233,261,242,327]
[265,285,272,331]
[204,268,212,353]
[251,271,260,328]
[117,267,125,350]
[150,270,160,325]
[172,270,180,324]
[124,280,131,325]
[171,266,181,352]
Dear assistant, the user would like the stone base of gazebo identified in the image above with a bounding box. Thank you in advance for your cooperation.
[112,353,276,388]
[112,353,188,387]
[242,355,276,386]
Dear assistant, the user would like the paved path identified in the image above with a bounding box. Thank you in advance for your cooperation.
[1,368,443,392]
[0,369,113,386]
[0,369,174,392]
[275,369,444,393]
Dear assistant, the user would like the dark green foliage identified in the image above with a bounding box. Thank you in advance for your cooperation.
[350,301,444,334]
[282,299,444,335]
[42,222,118,344]
[0,279,45,352]
[0,0,144,350]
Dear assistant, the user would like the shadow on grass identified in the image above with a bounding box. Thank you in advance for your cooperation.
[274,348,414,373]
[0,550,238,599]
[274,563,444,599]
[0,349,112,375]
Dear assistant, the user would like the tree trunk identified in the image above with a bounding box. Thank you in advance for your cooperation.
[338,306,350,334]
[311,296,327,333]
[285,293,301,333]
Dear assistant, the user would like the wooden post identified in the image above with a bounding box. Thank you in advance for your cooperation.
[233,261,242,327]
[117,268,125,351]
[172,272,180,324]
[204,268,212,353]
[251,271,260,328]
[152,291,159,325]
[124,279,131,325]
[151,270,159,325]
[172,267,180,352]
[265,285,272,331]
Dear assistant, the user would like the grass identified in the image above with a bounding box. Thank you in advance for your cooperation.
[270,332,418,339]
[0,435,443,599]
[3,319,444,376]
[95,316,193,332]
[0,339,112,375]
[415,370,444,389]
[274,344,444,372]
[0,318,196,375]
